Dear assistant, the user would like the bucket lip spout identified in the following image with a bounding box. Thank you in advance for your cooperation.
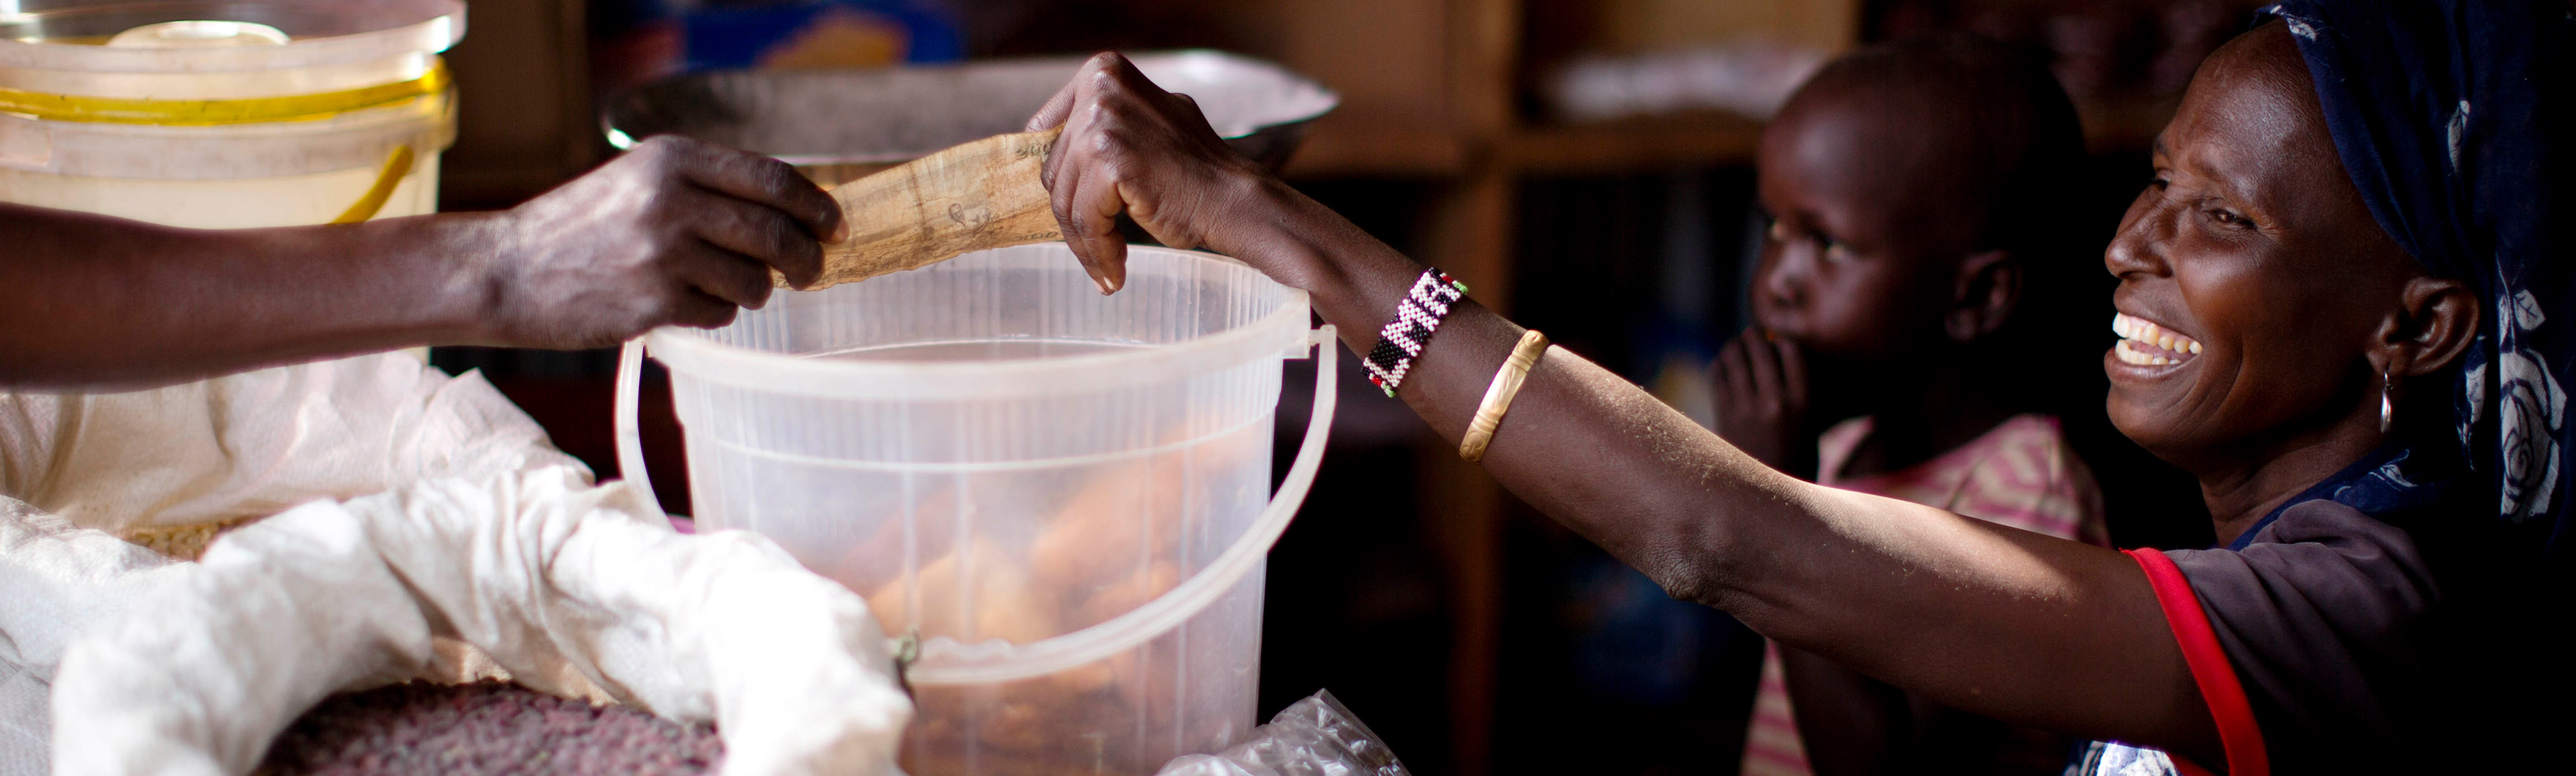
[644,244,1317,401]
[0,0,463,72]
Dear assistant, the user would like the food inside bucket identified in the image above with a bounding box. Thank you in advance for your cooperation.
[847,420,1268,775]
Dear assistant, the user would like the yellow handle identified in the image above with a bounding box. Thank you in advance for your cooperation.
[332,144,417,223]
[0,60,449,126]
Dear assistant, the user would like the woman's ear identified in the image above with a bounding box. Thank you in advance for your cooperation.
[1944,250,2020,343]
[2381,276,2481,378]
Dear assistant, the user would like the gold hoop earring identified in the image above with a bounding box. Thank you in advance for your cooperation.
[2381,368,2396,434]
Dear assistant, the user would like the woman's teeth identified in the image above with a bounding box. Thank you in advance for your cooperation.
[2111,313,2201,366]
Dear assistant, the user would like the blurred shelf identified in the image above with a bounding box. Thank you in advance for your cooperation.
[1281,112,1475,179]
[1279,96,2168,179]
[1284,111,1772,180]
[1504,111,1767,175]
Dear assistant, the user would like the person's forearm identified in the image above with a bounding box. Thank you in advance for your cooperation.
[1214,178,1877,603]
[1210,179,2219,759]
[0,204,501,389]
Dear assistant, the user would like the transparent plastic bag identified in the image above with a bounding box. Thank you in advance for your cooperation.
[1153,690,1409,776]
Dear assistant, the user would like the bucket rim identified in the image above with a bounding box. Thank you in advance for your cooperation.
[0,0,463,73]
[643,244,1314,400]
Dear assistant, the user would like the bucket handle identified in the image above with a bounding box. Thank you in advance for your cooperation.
[615,337,664,520]
[614,325,1341,685]
[329,144,416,224]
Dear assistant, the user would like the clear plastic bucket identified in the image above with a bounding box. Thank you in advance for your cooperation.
[615,243,1338,775]
[0,0,462,228]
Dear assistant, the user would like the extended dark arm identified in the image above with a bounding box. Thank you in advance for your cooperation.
[1031,52,2223,765]
[0,135,844,389]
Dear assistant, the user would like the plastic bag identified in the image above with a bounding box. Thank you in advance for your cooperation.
[1153,690,1409,776]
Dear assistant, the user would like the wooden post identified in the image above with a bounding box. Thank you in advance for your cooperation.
[1420,1,1519,773]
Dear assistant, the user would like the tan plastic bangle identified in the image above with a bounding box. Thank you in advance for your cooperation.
[1460,329,1550,463]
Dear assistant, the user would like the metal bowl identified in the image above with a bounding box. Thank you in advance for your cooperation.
[600,50,1338,184]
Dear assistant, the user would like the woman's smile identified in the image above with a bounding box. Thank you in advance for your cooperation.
[2110,311,2202,368]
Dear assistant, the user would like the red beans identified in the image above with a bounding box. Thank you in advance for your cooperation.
[261,680,724,775]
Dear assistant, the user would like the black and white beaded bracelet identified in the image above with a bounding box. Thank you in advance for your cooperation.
[1363,268,1469,397]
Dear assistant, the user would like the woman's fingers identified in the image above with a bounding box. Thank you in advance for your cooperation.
[1039,53,1153,294]
[1048,149,1131,295]
[1068,173,1131,294]
[1044,114,1126,295]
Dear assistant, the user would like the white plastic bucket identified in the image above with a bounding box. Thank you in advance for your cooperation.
[615,243,1336,775]
[0,0,461,228]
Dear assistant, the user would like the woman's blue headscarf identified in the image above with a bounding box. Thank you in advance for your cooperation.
[2252,0,2576,557]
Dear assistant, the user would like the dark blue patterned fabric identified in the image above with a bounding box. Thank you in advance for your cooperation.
[2257,0,2576,558]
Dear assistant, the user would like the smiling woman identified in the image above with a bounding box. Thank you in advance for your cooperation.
[2099,20,2480,540]
[1014,0,2574,772]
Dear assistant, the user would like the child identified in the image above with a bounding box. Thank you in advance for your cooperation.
[1713,34,2109,776]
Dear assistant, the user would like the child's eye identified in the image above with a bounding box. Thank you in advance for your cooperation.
[1807,230,1857,263]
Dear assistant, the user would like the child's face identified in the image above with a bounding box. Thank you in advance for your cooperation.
[1751,90,1982,388]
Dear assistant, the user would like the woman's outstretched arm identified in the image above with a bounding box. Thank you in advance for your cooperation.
[1030,53,2220,764]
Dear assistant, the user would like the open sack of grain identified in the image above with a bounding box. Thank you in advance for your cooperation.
[0,352,910,776]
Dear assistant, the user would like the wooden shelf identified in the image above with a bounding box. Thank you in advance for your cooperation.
[1284,111,1770,180]
[1504,111,1767,175]
[1281,112,1475,179]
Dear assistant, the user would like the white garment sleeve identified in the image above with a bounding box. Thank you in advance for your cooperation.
[50,469,911,776]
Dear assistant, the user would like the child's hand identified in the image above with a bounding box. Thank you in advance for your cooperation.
[1714,329,1819,480]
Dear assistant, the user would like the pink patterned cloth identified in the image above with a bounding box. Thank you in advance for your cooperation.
[1740,414,2106,776]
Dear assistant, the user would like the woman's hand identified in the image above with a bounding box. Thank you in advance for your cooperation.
[1024,52,1274,294]
[476,135,846,348]
[1713,328,1819,480]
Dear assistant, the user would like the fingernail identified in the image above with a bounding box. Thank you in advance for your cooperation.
[829,220,850,243]
[1093,273,1115,295]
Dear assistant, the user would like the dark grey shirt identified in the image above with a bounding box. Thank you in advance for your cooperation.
[2161,499,2564,772]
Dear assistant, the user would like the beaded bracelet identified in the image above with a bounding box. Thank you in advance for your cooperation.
[1363,268,1470,397]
